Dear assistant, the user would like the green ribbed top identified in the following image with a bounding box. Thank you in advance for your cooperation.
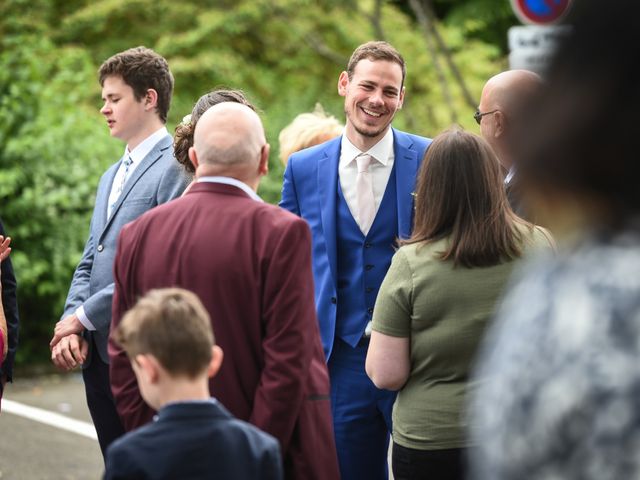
[372,224,554,450]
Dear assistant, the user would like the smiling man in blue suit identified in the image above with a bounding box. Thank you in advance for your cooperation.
[280,41,431,480]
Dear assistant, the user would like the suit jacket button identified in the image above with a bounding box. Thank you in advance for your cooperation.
[97,244,104,252]
[365,264,374,271]
[331,297,337,304]
[367,307,374,314]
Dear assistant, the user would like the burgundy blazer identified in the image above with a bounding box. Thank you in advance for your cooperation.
[109,182,339,480]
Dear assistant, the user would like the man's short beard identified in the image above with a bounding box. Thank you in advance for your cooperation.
[354,125,387,138]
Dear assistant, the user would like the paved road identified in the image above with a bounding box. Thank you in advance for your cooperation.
[1,372,395,479]
[1,372,104,480]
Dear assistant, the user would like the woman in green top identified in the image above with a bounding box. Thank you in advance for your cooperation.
[365,128,554,480]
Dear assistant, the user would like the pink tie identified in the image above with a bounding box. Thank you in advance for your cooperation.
[356,154,376,234]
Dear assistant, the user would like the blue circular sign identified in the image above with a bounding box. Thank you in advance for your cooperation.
[511,0,573,25]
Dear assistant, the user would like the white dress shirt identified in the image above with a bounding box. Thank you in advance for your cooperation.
[77,126,169,331]
[197,176,263,202]
[338,128,395,224]
[106,127,169,218]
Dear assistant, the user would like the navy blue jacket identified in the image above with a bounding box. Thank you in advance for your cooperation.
[104,400,283,480]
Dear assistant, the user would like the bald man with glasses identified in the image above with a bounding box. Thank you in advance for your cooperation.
[477,70,543,219]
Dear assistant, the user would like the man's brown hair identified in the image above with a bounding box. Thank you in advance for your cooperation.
[346,41,406,88]
[114,288,214,378]
[405,127,529,267]
[99,46,174,123]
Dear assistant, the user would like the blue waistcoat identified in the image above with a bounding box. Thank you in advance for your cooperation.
[335,166,399,347]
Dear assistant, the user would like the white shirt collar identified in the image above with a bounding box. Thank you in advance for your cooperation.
[197,176,264,202]
[125,127,169,164]
[340,128,395,166]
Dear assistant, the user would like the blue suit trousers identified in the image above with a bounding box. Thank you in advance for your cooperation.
[329,338,396,480]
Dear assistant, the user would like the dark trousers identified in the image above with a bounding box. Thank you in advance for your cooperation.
[392,442,467,480]
[82,344,125,460]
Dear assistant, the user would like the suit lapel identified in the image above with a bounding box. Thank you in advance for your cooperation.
[103,135,172,233]
[97,161,121,228]
[393,129,419,240]
[318,138,341,289]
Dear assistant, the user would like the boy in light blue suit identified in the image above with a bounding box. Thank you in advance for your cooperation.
[280,41,431,480]
[49,46,189,457]
[104,288,282,480]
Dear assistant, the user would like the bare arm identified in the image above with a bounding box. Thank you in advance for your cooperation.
[0,235,11,359]
[0,287,7,360]
[366,331,410,391]
[366,248,414,391]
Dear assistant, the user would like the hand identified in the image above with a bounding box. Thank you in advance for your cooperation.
[50,314,84,349]
[51,334,89,371]
[0,235,10,263]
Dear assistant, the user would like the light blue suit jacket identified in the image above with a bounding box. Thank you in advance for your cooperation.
[280,128,431,359]
[62,134,189,363]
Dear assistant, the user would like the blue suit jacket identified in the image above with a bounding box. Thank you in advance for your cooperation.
[280,128,431,358]
[104,400,283,480]
[62,135,189,363]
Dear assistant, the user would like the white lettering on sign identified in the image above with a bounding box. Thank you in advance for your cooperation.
[509,25,572,51]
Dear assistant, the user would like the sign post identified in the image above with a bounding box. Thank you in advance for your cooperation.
[508,0,574,74]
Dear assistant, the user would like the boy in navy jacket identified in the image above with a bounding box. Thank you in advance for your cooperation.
[104,288,282,480]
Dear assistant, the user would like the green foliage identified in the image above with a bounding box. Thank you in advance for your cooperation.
[1,30,118,363]
[0,0,512,367]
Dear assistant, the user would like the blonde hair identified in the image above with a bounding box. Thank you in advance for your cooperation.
[278,104,343,165]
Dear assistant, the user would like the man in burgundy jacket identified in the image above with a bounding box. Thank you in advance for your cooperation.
[108,103,339,479]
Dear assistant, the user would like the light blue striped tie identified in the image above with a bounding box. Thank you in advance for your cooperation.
[109,156,133,216]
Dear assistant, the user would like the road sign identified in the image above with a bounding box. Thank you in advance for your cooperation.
[508,24,571,74]
[509,24,571,51]
[510,0,573,25]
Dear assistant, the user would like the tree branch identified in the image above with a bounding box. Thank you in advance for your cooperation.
[408,0,458,123]
[421,0,476,109]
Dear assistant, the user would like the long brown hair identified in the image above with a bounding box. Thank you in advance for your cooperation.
[404,128,528,267]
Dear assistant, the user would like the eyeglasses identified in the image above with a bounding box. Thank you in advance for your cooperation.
[474,109,499,125]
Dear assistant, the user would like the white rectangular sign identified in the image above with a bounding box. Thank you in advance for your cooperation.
[508,25,571,51]
[508,49,558,74]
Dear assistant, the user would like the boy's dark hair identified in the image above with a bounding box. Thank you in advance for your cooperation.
[99,46,174,123]
[114,288,214,378]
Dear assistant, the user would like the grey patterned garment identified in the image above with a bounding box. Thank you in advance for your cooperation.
[469,229,640,480]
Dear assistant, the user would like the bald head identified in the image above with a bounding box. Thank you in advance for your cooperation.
[478,70,543,169]
[192,102,266,165]
[482,70,543,116]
